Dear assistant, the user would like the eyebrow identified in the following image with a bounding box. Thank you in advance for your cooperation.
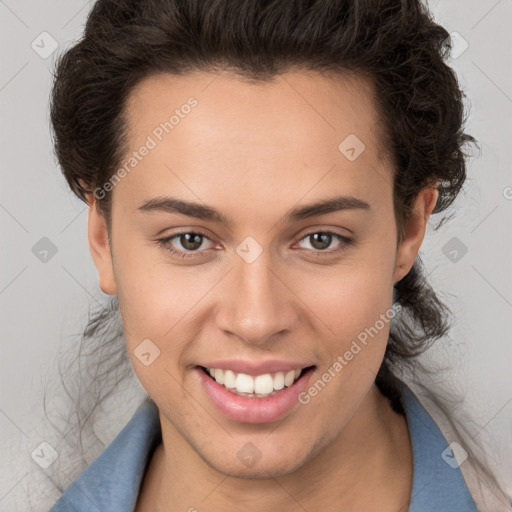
[136,194,371,226]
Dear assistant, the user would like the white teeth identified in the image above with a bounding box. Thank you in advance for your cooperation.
[235,373,254,393]
[214,368,224,385]
[254,374,274,394]
[273,371,285,390]
[206,366,306,397]
[284,370,295,387]
[223,369,237,389]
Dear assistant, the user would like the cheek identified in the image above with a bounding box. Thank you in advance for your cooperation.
[116,269,199,353]
[303,250,395,328]
[114,258,197,398]
[111,229,198,331]
[294,244,396,371]
[113,246,224,392]
[110,237,176,354]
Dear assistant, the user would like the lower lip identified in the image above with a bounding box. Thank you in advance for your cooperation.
[194,366,315,424]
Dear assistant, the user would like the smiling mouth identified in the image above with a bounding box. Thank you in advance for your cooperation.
[198,365,316,398]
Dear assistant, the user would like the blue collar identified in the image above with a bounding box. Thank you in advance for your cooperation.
[50,383,478,511]
[400,385,478,511]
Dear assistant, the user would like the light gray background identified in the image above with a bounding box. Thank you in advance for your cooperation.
[1,0,511,510]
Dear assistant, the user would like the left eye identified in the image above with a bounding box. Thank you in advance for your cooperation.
[297,232,348,251]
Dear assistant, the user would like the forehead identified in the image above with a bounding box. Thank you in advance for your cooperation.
[117,69,392,210]
[125,68,384,148]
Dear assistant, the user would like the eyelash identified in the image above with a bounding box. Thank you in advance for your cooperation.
[156,230,353,260]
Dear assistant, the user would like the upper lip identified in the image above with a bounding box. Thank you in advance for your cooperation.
[197,360,315,376]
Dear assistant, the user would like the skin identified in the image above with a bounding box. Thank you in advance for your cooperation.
[86,69,438,511]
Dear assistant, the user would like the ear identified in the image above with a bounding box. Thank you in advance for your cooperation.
[393,187,438,283]
[85,193,117,295]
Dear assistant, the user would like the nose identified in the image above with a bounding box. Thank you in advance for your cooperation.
[215,252,298,346]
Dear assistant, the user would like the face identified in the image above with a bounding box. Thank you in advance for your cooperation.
[88,69,435,478]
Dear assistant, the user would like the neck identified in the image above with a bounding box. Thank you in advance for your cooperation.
[136,384,413,511]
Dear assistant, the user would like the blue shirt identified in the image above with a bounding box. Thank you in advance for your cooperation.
[49,383,479,511]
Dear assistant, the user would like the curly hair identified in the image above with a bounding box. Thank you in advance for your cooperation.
[42,0,508,509]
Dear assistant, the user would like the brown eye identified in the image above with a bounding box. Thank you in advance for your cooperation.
[179,233,204,251]
[157,231,215,259]
[308,233,333,250]
[296,231,353,254]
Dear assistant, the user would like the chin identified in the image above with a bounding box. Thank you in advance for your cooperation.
[206,457,306,480]
[194,438,311,480]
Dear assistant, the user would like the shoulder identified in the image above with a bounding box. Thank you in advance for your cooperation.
[399,382,481,512]
[48,398,161,512]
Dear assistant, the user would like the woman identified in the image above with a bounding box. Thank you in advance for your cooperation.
[45,0,510,510]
